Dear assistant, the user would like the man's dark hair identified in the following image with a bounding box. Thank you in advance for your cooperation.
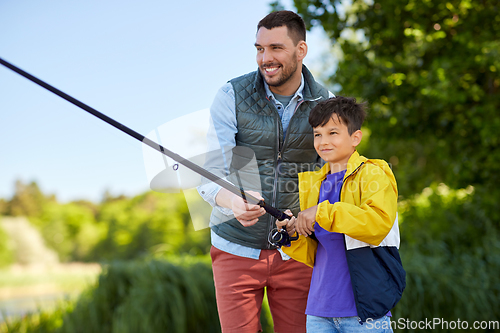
[257,10,306,45]
[309,96,367,135]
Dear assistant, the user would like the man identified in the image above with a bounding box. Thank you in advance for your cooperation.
[198,10,332,333]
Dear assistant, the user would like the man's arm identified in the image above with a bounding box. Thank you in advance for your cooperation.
[197,83,265,225]
[197,83,237,214]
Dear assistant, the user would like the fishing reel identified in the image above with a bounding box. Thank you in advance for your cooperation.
[268,226,299,248]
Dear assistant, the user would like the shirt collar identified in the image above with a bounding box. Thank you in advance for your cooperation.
[263,73,305,101]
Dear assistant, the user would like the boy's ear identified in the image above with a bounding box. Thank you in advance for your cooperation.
[351,130,363,147]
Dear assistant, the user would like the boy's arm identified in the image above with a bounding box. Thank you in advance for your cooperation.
[276,215,318,267]
[316,165,398,246]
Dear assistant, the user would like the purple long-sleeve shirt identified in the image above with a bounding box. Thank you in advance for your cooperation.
[305,169,360,317]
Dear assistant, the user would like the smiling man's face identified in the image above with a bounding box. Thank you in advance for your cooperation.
[255,26,306,96]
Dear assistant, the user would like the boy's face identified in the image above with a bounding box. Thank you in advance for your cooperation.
[313,115,362,173]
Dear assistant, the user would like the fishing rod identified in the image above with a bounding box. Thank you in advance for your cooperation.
[0,57,294,225]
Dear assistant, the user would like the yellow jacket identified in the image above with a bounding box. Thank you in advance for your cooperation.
[282,150,398,268]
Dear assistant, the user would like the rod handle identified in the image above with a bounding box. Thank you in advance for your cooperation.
[258,200,290,221]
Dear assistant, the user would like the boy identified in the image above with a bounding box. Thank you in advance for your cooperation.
[277,96,405,332]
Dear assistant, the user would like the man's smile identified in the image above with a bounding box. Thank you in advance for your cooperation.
[262,64,281,75]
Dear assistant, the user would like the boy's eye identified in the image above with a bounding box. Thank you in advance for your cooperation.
[314,133,321,137]
[330,131,337,135]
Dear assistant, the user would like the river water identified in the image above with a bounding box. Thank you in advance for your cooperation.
[0,292,73,322]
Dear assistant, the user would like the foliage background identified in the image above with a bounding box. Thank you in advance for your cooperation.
[1,0,499,332]
[0,181,211,265]
[275,0,500,331]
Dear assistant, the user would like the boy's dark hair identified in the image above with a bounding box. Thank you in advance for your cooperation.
[257,10,306,45]
[309,96,367,135]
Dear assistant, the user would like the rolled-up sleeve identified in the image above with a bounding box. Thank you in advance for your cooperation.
[197,83,237,216]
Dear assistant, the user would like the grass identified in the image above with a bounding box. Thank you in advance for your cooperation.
[0,258,275,333]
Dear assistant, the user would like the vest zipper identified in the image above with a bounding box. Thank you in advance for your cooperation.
[268,120,282,248]
[268,96,323,248]
[270,100,300,224]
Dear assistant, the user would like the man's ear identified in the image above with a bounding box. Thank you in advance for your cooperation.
[351,130,363,147]
[297,41,307,61]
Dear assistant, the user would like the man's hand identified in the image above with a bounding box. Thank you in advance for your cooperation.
[216,188,266,227]
[296,205,317,236]
[230,190,266,226]
[275,209,297,236]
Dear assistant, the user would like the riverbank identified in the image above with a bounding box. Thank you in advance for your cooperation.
[0,263,101,321]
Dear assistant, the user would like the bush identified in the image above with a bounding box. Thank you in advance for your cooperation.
[0,222,13,267]
[393,184,500,332]
[56,257,220,333]
[1,257,276,333]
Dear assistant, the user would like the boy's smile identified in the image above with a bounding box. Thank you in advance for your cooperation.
[313,116,362,173]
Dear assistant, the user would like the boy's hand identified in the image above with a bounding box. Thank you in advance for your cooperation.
[275,209,297,236]
[296,205,317,236]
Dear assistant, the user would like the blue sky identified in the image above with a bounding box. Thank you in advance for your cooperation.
[0,0,334,203]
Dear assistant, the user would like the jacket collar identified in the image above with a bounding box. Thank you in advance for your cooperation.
[304,150,365,184]
[298,150,365,210]
[345,150,367,179]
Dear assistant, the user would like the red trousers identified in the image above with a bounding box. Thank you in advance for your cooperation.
[210,246,313,333]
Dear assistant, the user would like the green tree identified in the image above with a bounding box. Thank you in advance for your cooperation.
[6,180,53,217]
[0,223,13,267]
[0,198,7,215]
[291,0,500,197]
[90,191,211,261]
[33,201,102,262]
[1,179,211,263]
[282,1,500,329]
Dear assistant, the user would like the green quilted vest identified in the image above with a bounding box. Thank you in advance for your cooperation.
[211,65,329,249]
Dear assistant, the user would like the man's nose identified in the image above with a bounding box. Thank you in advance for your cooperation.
[262,50,273,63]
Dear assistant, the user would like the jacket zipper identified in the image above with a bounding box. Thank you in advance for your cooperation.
[339,162,364,202]
[339,161,365,320]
